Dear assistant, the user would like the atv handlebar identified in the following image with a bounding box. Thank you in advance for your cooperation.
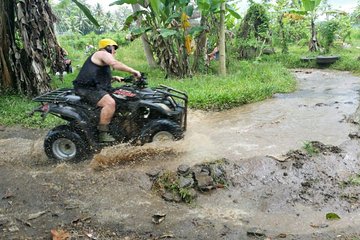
[122,73,148,88]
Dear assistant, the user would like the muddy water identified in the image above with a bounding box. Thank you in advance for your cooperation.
[100,69,360,170]
[182,69,360,160]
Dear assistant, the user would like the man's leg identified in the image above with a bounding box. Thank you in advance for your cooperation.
[97,94,116,142]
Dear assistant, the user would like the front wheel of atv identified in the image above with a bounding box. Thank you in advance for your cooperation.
[44,129,88,162]
[140,119,183,144]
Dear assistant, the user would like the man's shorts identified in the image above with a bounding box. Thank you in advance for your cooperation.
[75,88,108,105]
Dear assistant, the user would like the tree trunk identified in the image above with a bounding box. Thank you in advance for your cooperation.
[309,17,320,52]
[219,2,226,75]
[279,13,288,54]
[131,4,156,68]
[141,34,157,68]
[0,0,16,91]
[192,15,208,72]
[0,0,62,97]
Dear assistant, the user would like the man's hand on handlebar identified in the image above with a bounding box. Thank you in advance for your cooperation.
[112,76,124,82]
[132,70,141,78]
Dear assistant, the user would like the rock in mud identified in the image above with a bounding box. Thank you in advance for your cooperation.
[0,215,9,226]
[146,169,162,179]
[178,176,194,188]
[246,227,266,237]
[177,164,190,175]
[194,172,214,191]
[162,191,182,203]
[151,160,229,203]
[152,213,166,224]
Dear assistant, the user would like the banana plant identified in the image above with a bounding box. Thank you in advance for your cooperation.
[110,0,203,77]
[195,0,240,75]
[290,0,322,51]
[110,0,239,77]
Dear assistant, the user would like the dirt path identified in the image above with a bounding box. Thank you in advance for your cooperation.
[1,69,360,239]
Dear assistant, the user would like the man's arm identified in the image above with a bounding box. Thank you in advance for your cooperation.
[93,51,141,77]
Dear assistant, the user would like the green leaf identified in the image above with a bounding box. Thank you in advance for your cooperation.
[196,0,211,12]
[285,8,308,15]
[185,5,194,17]
[109,0,141,5]
[122,10,149,30]
[188,26,207,37]
[225,4,240,19]
[164,12,181,25]
[159,28,178,38]
[122,15,135,30]
[71,0,100,27]
[326,212,341,220]
[149,0,163,17]
[180,0,191,5]
[131,26,152,36]
[301,0,322,11]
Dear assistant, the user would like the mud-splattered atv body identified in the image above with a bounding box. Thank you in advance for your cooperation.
[30,75,188,162]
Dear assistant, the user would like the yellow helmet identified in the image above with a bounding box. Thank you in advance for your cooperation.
[98,38,118,50]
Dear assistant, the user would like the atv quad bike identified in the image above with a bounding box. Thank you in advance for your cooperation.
[30,74,188,162]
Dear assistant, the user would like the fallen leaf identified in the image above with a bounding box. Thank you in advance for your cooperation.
[2,189,14,199]
[51,229,70,240]
[326,212,341,220]
[310,223,329,228]
[28,210,47,220]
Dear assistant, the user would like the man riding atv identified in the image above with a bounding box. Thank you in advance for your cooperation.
[73,38,141,142]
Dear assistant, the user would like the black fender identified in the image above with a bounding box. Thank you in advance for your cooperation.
[138,100,174,116]
[48,104,84,122]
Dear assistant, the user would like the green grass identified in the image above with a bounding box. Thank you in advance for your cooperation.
[0,95,64,128]
[348,174,360,186]
[303,141,320,156]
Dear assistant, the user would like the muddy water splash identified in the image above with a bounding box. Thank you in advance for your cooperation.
[90,143,182,170]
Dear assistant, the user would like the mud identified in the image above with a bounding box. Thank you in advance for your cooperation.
[1,69,360,239]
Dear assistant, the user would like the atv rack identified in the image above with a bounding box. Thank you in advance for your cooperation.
[157,85,188,130]
[32,88,75,103]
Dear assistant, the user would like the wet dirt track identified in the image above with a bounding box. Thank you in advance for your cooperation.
[1,69,360,239]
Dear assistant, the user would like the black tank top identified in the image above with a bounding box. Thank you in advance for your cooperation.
[73,53,112,91]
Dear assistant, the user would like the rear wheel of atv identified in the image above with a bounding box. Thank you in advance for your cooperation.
[44,129,88,162]
[140,119,183,144]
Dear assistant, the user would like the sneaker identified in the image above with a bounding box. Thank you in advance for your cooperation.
[99,132,116,142]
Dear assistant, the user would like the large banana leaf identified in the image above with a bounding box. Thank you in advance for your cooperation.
[71,0,99,27]
[226,3,241,19]
[300,0,322,11]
